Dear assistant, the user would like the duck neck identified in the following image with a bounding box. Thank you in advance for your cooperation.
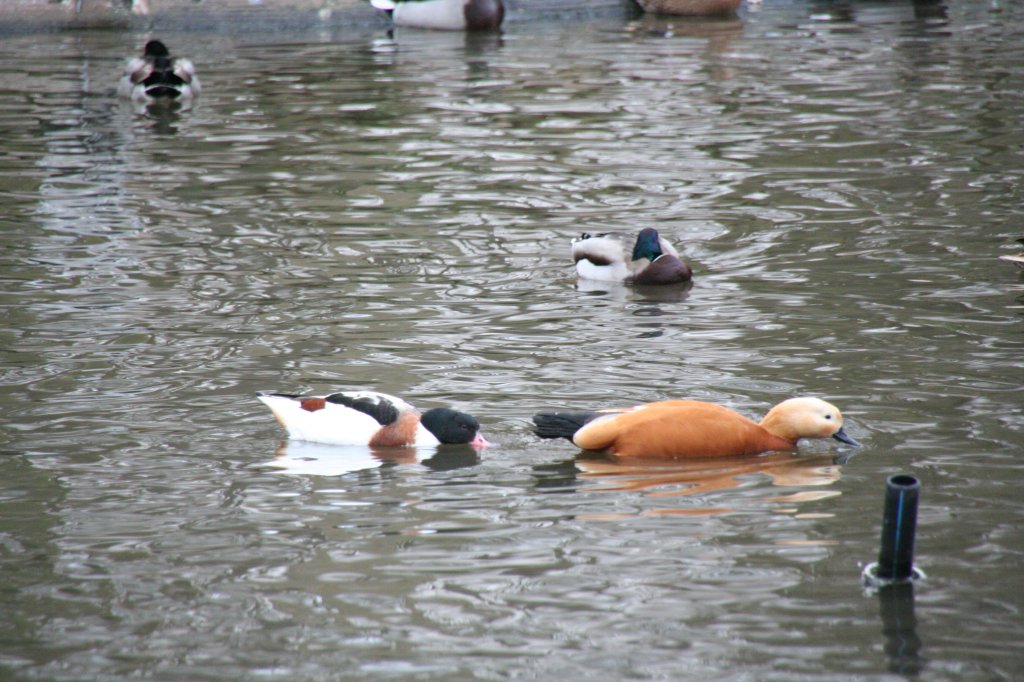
[758,409,801,445]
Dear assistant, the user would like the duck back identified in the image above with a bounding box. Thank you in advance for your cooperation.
[573,401,795,458]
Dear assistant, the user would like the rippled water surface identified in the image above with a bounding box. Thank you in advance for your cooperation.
[2,2,1023,679]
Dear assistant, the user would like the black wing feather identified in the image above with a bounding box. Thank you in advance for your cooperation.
[532,411,600,440]
[325,393,399,426]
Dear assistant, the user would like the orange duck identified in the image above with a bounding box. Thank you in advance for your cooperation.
[533,397,860,458]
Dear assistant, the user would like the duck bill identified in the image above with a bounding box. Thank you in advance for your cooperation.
[832,426,861,447]
[470,433,492,449]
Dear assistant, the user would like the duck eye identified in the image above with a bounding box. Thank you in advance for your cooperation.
[824,414,833,420]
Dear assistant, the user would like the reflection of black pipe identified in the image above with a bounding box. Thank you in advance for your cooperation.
[876,474,920,581]
[878,582,924,675]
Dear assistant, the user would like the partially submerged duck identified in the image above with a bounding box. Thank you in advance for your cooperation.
[572,228,692,285]
[258,390,489,448]
[533,396,860,459]
[999,238,1024,268]
[635,0,742,16]
[118,40,200,105]
[370,0,504,31]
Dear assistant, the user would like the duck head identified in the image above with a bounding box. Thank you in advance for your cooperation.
[631,228,666,262]
[421,408,490,447]
[759,397,861,447]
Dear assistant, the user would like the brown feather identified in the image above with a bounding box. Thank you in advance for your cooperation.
[630,255,692,285]
[573,401,796,458]
[369,411,422,447]
[300,398,326,412]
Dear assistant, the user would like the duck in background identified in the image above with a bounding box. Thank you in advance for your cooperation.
[118,40,200,105]
[533,397,861,459]
[635,0,742,16]
[370,0,504,31]
[572,228,692,285]
[998,238,1024,268]
[258,390,489,449]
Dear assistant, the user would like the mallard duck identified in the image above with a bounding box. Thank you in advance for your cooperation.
[370,0,504,31]
[533,397,860,458]
[258,390,489,448]
[118,40,200,104]
[572,228,692,285]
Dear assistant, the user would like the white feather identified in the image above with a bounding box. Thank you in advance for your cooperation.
[258,392,442,447]
[571,232,683,283]
[656,237,680,259]
[392,0,467,30]
[258,395,378,445]
[572,234,630,282]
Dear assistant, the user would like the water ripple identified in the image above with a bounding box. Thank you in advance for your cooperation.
[1,6,1023,680]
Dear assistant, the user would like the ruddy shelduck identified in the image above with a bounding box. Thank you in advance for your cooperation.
[259,390,489,448]
[533,397,860,458]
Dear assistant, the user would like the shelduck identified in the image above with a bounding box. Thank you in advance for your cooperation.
[259,390,489,448]
[533,397,860,458]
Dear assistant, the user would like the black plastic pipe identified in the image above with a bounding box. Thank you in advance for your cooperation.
[875,474,920,582]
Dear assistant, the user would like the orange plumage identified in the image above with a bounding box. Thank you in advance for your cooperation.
[533,397,860,459]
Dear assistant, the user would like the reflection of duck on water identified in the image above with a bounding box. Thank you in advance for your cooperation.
[264,440,480,477]
[573,451,842,501]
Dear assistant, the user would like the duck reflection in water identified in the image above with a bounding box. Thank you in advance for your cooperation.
[264,440,479,477]
[572,451,844,515]
[576,277,693,304]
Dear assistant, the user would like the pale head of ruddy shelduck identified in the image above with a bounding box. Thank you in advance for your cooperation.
[759,397,857,445]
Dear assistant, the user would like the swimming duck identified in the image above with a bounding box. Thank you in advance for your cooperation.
[258,390,489,448]
[635,0,742,16]
[999,238,1024,268]
[370,0,504,30]
[572,228,692,285]
[118,40,200,104]
[533,397,860,458]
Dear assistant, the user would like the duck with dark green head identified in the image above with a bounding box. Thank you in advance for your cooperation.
[572,228,692,285]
